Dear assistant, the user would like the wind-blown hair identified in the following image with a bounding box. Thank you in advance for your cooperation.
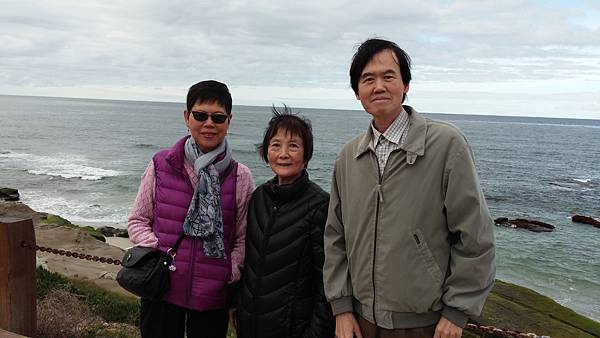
[258,105,314,167]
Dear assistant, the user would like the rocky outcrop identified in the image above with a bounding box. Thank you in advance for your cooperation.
[0,187,20,201]
[97,226,129,238]
[40,214,106,243]
[0,200,43,224]
[494,218,555,233]
[572,215,600,228]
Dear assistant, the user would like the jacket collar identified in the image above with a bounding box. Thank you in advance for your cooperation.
[265,169,310,204]
[355,105,427,164]
[165,135,191,172]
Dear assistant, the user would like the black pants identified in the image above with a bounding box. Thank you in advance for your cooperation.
[140,298,229,338]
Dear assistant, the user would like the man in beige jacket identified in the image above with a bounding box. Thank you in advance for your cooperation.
[323,38,496,338]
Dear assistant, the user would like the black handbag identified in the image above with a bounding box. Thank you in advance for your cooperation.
[116,233,185,300]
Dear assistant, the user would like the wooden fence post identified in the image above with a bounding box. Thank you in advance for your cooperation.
[0,217,36,337]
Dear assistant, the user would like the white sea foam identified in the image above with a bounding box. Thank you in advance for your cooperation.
[0,151,121,180]
[20,192,128,226]
[549,176,599,191]
[573,178,592,184]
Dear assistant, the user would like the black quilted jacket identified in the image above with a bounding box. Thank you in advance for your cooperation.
[236,170,334,338]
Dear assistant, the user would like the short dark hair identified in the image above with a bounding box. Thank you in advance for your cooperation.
[349,38,412,102]
[258,105,314,167]
[186,80,232,114]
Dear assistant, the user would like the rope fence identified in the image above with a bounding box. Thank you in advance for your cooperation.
[20,241,122,266]
[465,323,550,338]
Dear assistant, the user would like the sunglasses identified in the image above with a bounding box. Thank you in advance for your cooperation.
[191,111,229,124]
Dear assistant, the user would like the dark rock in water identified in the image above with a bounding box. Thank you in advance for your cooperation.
[97,226,115,236]
[97,226,129,238]
[515,218,555,229]
[0,187,20,201]
[117,230,129,238]
[494,218,555,233]
[572,215,600,228]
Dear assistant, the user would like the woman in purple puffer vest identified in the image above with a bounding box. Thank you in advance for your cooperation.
[127,80,254,338]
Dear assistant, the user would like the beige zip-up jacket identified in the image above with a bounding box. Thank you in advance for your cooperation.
[323,106,495,329]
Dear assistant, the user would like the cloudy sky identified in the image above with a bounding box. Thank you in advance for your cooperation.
[2,0,600,119]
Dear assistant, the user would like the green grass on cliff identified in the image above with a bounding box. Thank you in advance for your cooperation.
[37,266,139,325]
[468,280,600,338]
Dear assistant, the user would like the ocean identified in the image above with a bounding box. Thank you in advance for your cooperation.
[1,94,599,321]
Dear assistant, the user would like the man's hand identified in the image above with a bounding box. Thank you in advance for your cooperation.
[335,312,363,338]
[228,307,237,331]
[434,316,462,338]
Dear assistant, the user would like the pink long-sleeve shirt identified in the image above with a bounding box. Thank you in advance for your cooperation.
[127,160,254,283]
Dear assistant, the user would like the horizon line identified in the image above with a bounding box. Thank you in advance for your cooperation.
[1,93,598,122]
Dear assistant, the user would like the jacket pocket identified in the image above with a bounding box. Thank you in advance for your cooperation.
[411,229,444,283]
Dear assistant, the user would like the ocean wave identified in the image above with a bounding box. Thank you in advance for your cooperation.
[134,143,159,149]
[548,177,599,190]
[485,195,508,203]
[232,147,260,155]
[573,178,595,184]
[0,151,122,180]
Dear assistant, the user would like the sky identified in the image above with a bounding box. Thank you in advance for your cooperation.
[1,0,600,119]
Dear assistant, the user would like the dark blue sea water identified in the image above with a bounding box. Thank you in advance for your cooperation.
[1,94,599,321]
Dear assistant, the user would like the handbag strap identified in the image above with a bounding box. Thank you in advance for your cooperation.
[170,233,186,253]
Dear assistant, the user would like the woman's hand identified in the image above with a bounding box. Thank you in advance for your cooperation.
[228,307,237,331]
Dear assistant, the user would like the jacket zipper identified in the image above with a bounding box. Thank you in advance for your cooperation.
[187,237,197,304]
[372,157,383,326]
[252,201,279,337]
[180,167,195,305]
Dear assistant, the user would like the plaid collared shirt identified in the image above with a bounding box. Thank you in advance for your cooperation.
[371,109,410,177]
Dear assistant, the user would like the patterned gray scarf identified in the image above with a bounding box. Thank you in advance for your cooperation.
[183,137,232,258]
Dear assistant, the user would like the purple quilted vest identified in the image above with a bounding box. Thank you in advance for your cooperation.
[152,136,237,311]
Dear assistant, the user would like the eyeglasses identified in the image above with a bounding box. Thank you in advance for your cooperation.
[191,111,229,124]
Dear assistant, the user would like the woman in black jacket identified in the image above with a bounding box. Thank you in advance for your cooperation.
[233,106,334,338]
